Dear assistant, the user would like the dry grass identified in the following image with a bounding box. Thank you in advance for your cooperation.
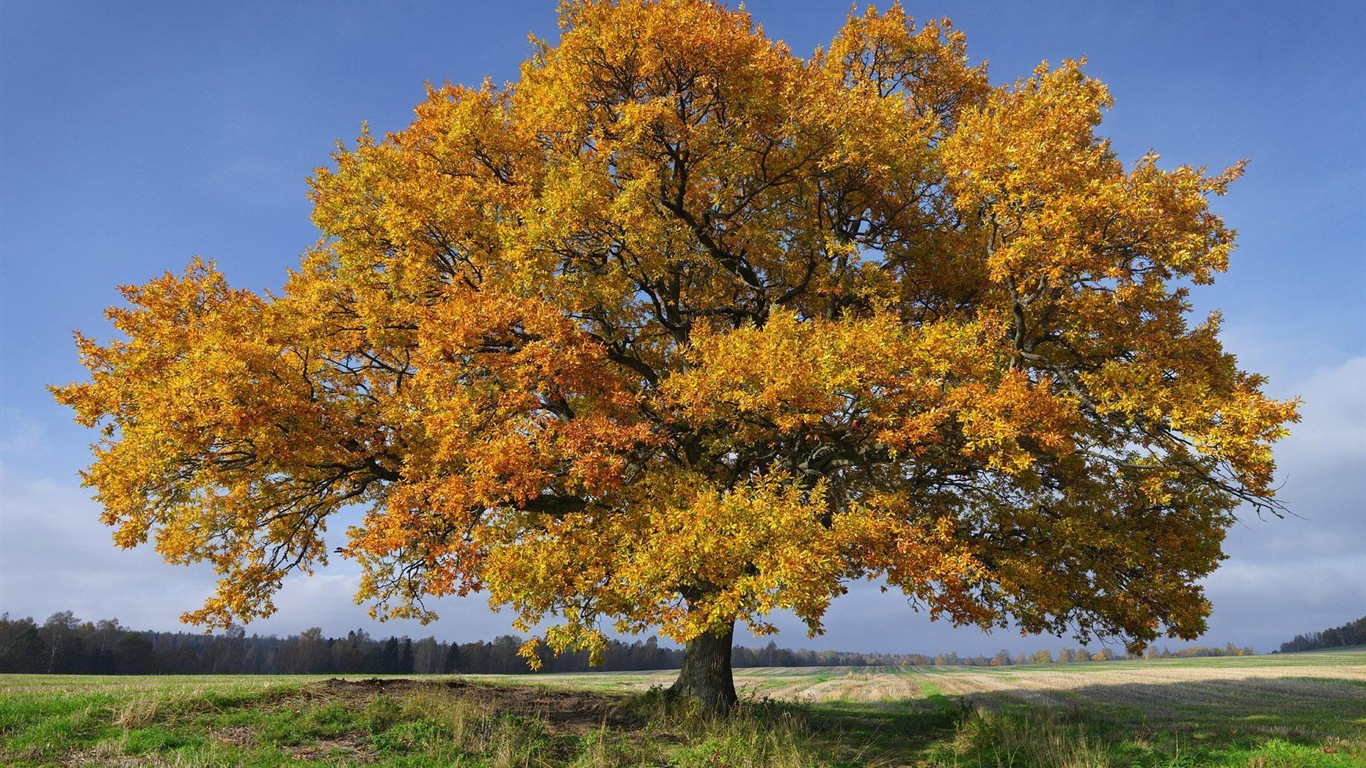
[4,653,1363,766]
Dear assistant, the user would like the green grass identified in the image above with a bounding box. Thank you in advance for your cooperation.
[2,652,1364,766]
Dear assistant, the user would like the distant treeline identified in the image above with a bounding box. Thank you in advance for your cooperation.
[0,611,1250,676]
[1278,614,1366,654]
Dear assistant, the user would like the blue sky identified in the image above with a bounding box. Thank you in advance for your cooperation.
[2,0,1362,656]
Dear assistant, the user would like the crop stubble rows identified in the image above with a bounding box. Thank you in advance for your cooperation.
[3,652,1364,765]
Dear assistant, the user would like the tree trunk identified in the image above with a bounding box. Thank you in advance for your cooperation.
[668,622,737,713]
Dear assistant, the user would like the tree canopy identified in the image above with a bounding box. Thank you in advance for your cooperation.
[55,0,1297,709]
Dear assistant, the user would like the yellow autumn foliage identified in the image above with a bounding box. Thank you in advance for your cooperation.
[55,1,1296,667]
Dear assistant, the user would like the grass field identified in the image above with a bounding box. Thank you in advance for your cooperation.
[2,651,1363,766]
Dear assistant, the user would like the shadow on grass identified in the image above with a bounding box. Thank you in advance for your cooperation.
[803,700,965,764]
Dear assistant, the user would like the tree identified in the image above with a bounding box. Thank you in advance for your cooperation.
[115,632,157,674]
[442,642,462,674]
[290,626,333,674]
[53,0,1296,712]
[413,636,441,674]
[42,611,86,674]
[84,618,128,674]
[0,616,47,673]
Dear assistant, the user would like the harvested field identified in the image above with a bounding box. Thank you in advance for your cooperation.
[3,652,1364,766]
[528,650,1366,712]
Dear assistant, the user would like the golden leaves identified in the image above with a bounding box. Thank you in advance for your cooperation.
[823,1,988,129]
[56,0,1296,657]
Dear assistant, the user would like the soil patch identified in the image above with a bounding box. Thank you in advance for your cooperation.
[319,676,640,728]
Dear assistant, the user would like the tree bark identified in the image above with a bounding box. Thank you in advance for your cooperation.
[668,622,738,713]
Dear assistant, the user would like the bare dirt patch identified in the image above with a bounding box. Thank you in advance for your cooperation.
[319,676,638,729]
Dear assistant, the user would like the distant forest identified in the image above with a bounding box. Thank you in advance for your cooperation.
[1278,614,1366,653]
[0,612,1251,676]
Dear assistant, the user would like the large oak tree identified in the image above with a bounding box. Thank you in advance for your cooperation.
[55,0,1297,711]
